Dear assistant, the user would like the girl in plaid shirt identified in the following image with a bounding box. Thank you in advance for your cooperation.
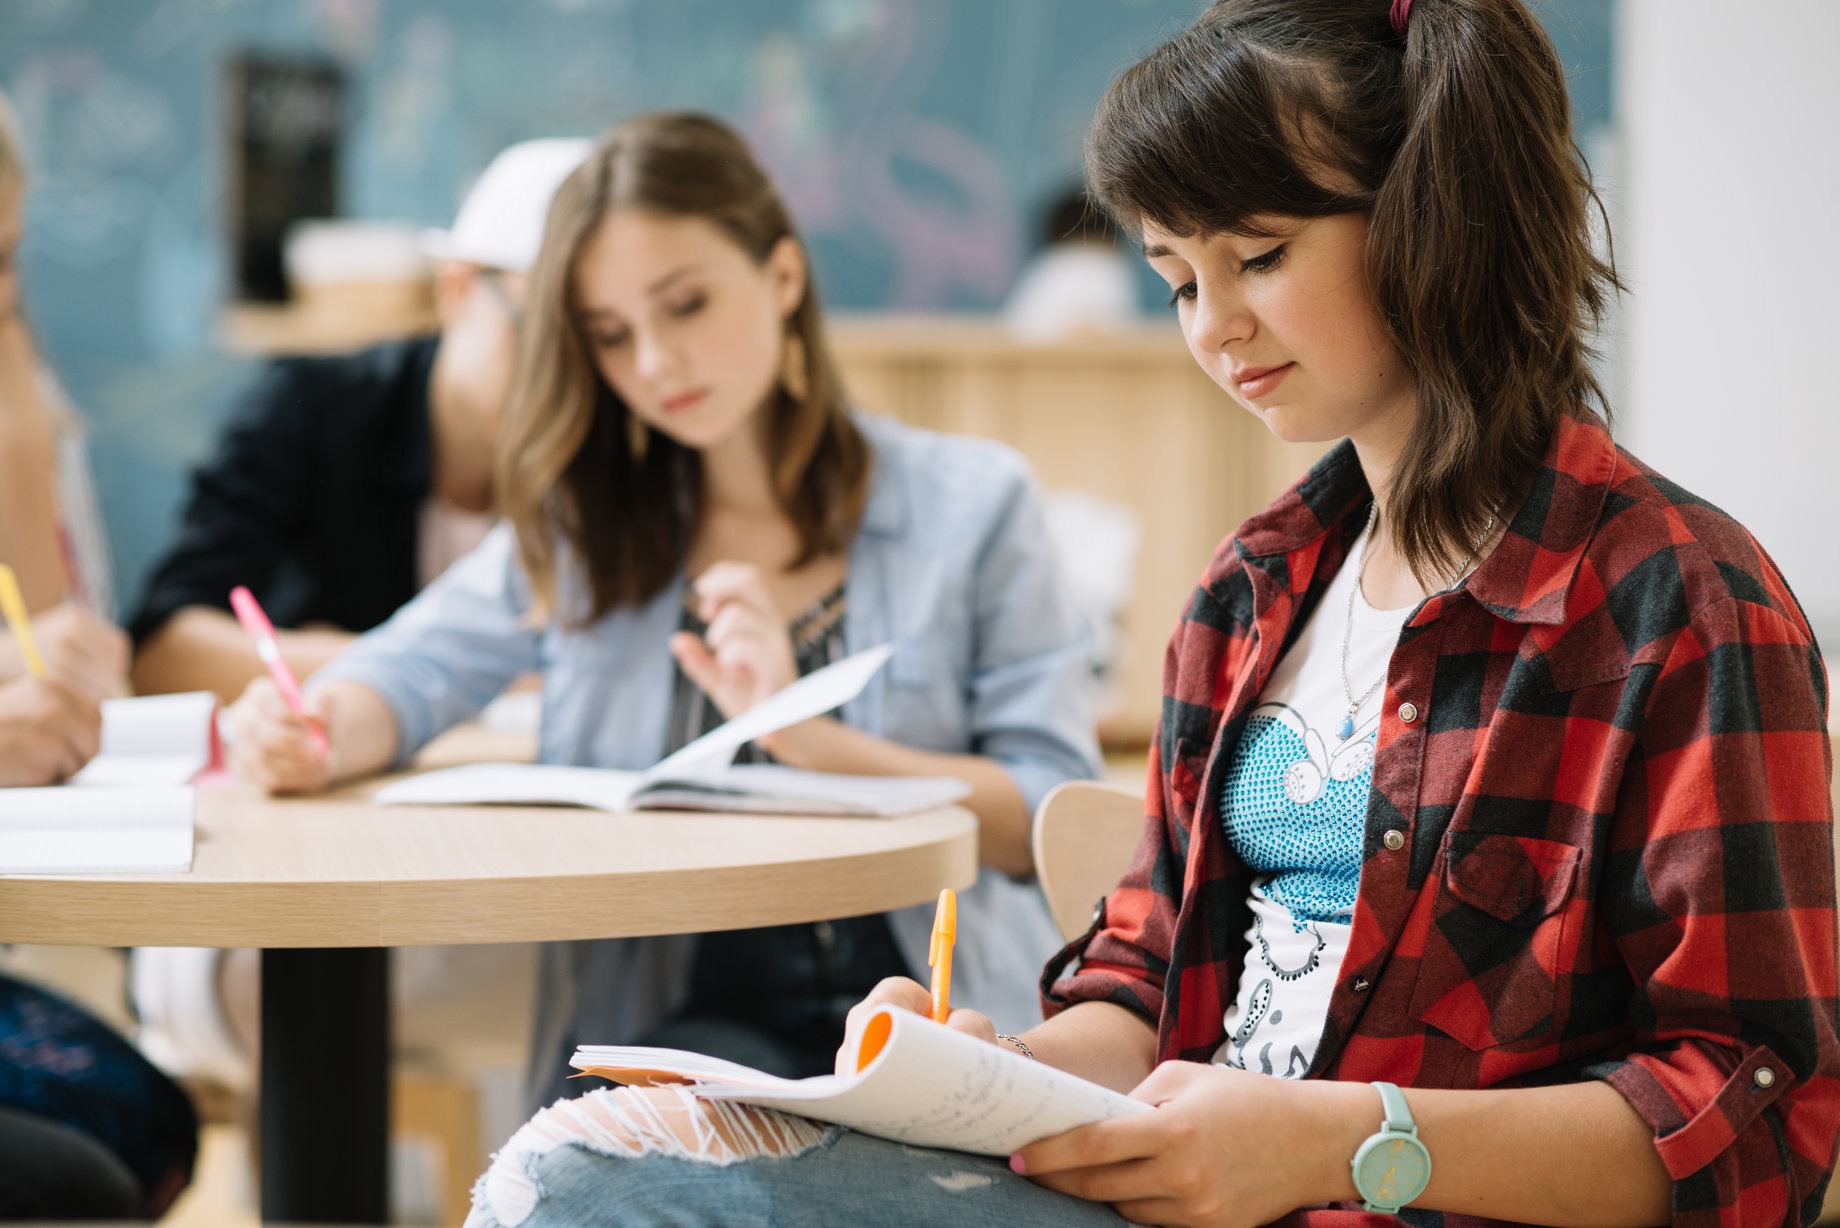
[468,2,1838,1225]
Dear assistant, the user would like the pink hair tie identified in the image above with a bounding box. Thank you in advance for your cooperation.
[1390,0,1413,36]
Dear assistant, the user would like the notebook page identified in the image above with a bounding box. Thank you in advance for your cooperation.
[0,787,195,873]
[636,765,970,816]
[68,692,217,787]
[699,1008,1149,1155]
[372,762,644,810]
[649,643,894,777]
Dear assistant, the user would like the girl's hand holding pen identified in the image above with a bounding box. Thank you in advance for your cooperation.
[227,676,334,794]
[833,976,998,1077]
[0,673,101,786]
[669,561,800,722]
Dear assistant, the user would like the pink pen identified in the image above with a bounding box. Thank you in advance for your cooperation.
[229,585,329,759]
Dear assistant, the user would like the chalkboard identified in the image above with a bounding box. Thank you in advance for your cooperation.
[226,53,344,300]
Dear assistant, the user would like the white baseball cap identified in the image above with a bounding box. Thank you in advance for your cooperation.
[421,137,592,274]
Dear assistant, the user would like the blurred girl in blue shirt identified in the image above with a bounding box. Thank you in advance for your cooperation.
[227,112,1099,1098]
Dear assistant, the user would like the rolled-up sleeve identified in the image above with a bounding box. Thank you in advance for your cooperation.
[1594,595,1839,1226]
[311,523,540,761]
[1041,583,1225,1027]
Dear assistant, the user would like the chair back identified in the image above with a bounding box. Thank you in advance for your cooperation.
[1031,780,1144,942]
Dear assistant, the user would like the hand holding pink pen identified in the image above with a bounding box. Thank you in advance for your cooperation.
[228,585,330,760]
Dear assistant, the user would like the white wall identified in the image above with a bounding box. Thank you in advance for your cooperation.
[1617,0,1840,650]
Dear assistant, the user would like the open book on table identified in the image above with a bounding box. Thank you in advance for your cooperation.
[572,1006,1150,1156]
[372,761,969,817]
[0,692,215,873]
[374,644,970,817]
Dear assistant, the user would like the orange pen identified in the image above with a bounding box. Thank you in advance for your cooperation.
[928,887,956,1023]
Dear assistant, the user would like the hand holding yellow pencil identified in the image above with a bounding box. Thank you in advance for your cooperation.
[0,564,46,677]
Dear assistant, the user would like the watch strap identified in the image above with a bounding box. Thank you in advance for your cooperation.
[1374,1080,1415,1133]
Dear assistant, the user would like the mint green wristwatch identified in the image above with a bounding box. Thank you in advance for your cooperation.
[1350,1082,1432,1214]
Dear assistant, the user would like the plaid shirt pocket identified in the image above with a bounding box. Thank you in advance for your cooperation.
[1408,833,1584,1050]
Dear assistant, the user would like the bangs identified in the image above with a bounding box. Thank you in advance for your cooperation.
[1086,23,1372,241]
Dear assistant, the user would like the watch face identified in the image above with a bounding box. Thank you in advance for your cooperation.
[1354,1134,1431,1209]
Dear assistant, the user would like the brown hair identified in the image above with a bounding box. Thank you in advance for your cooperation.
[497,112,870,623]
[1087,0,1618,583]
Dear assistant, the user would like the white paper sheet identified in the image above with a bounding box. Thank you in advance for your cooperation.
[372,761,968,817]
[0,787,195,873]
[650,643,895,776]
[574,1007,1151,1156]
[375,763,645,811]
[68,691,218,788]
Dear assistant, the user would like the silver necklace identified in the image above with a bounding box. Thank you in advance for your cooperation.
[1337,505,1385,741]
[1337,504,1495,742]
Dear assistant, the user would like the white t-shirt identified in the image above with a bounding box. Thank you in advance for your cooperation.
[1212,520,1414,1078]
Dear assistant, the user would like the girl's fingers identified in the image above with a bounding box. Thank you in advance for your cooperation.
[702,601,774,650]
[943,1007,997,1043]
[1014,1113,1163,1179]
[1026,1157,1168,1209]
[669,632,727,700]
[229,692,328,792]
[691,562,778,622]
[845,977,933,1026]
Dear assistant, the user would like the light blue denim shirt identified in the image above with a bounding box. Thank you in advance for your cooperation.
[316,413,1101,1064]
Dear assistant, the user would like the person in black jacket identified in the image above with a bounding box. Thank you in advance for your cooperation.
[130,139,588,702]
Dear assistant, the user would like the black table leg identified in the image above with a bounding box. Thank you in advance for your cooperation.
[260,947,390,1223]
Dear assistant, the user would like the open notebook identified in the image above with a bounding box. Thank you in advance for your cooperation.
[0,691,215,874]
[573,1006,1150,1156]
[373,761,969,817]
[375,644,969,817]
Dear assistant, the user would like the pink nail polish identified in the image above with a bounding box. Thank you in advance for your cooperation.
[1008,1153,1027,1175]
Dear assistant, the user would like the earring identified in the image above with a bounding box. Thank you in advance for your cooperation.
[626,411,650,460]
[780,329,809,405]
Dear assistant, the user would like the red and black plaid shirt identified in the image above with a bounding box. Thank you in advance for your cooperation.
[1045,413,1839,1227]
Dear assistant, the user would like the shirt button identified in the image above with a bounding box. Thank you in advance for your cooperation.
[1755,1067,1777,1089]
[1383,829,1405,851]
[1398,702,1419,724]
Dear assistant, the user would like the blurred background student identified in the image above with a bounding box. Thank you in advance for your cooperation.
[128,137,589,704]
[1000,186,1140,341]
[0,91,129,698]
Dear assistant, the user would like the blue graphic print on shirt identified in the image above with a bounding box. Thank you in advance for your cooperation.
[1220,702,1373,928]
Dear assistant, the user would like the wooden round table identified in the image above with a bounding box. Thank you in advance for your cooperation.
[0,770,978,1223]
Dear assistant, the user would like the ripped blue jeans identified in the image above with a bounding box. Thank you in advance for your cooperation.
[467,1086,1128,1228]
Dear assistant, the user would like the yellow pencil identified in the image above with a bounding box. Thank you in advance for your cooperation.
[0,563,45,676]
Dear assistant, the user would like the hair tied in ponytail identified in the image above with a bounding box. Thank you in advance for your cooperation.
[1389,0,1414,37]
